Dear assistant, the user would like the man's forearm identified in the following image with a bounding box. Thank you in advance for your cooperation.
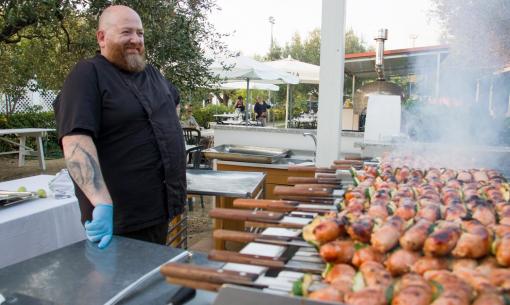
[62,134,113,206]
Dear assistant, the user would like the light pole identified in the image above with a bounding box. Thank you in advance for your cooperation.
[409,34,418,48]
[268,16,275,51]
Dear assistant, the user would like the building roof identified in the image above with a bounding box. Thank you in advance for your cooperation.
[344,45,449,79]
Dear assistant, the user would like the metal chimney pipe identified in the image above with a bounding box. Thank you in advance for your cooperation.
[375,28,388,80]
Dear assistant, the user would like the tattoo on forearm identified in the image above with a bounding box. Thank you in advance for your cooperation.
[66,143,104,191]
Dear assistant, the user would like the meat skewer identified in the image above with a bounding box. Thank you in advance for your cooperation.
[400,219,433,251]
[423,221,461,257]
[451,220,492,259]
[391,273,432,305]
[371,215,405,253]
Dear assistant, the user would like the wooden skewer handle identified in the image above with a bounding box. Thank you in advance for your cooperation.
[166,277,221,292]
[209,208,284,222]
[233,198,298,211]
[213,229,259,243]
[160,263,257,284]
[273,185,332,197]
[208,250,285,269]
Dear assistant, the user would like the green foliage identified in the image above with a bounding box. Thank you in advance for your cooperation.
[193,104,231,128]
[271,107,285,121]
[0,0,228,111]
[259,27,370,117]
[0,111,61,157]
[431,0,510,70]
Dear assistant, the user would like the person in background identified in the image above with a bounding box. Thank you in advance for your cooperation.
[182,104,200,129]
[254,96,271,126]
[53,5,186,249]
[234,95,245,120]
[234,96,245,112]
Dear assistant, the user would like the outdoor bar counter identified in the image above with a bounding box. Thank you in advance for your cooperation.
[211,123,364,155]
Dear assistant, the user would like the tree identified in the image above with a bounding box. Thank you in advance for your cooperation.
[431,0,510,71]
[262,27,369,112]
[0,0,228,113]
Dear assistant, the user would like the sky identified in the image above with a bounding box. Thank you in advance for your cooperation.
[209,0,444,57]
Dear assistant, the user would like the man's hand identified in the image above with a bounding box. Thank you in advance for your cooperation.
[84,204,113,249]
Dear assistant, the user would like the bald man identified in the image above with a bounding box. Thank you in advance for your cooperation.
[53,5,186,248]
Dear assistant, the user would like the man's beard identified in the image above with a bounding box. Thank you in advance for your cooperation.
[108,42,146,73]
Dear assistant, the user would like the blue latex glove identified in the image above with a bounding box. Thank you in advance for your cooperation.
[84,204,113,249]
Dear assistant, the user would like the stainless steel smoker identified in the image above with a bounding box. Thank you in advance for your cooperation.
[353,29,405,131]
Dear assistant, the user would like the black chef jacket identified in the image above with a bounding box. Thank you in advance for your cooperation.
[54,54,187,234]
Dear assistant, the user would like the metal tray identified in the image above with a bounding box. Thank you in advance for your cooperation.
[203,144,290,164]
[0,190,38,207]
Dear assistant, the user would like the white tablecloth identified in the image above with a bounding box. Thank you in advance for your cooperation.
[0,175,85,268]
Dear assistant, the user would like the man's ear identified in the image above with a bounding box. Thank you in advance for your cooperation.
[97,30,106,49]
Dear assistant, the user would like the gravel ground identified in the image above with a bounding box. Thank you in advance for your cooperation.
[187,197,213,234]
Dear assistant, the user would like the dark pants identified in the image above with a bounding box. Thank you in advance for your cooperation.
[119,222,168,245]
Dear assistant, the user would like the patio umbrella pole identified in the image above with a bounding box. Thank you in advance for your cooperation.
[285,83,290,128]
[245,78,250,125]
[267,90,271,125]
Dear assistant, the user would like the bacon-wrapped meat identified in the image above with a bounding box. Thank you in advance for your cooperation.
[453,267,497,294]
[319,240,355,264]
[346,198,366,213]
[424,221,461,257]
[497,205,510,225]
[371,216,405,253]
[352,246,384,268]
[451,258,478,272]
[326,264,356,295]
[347,215,373,243]
[411,256,449,275]
[391,273,432,305]
[416,203,442,222]
[488,268,510,290]
[444,203,468,221]
[452,220,491,259]
[472,293,505,305]
[313,219,344,244]
[394,198,417,221]
[495,233,510,267]
[423,270,472,305]
[400,219,432,251]
[308,286,344,302]
[384,249,420,276]
[367,199,390,220]
[344,287,387,305]
[470,201,496,226]
[359,261,393,290]
[457,171,473,183]
[472,170,489,183]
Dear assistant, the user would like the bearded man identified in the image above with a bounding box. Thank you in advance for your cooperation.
[53,5,186,248]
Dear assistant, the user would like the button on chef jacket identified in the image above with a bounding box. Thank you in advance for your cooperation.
[54,54,187,234]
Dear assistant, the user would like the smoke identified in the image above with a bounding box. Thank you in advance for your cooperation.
[392,0,510,175]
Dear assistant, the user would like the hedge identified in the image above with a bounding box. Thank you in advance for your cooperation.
[192,104,231,128]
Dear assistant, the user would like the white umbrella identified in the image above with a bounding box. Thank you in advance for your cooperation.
[266,55,320,84]
[210,56,299,124]
[210,55,299,84]
[266,55,320,127]
[216,81,279,91]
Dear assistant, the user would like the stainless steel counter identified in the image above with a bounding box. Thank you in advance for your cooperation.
[215,159,314,170]
[211,124,364,138]
[0,237,220,305]
[186,169,265,198]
